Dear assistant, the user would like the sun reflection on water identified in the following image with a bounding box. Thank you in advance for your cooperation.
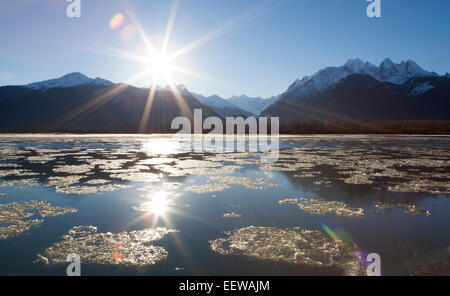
[142,138,185,156]
[146,191,169,216]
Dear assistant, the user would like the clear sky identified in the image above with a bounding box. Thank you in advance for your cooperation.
[1,0,449,98]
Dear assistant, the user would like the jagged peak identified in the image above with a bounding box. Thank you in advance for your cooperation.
[285,58,437,100]
[380,58,395,69]
[345,58,365,66]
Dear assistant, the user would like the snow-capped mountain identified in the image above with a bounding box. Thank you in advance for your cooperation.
[24,72,113,90]
[228,95,278,116]
[285,58,437,101]
[191,93,254,117]
[262,59,449,124]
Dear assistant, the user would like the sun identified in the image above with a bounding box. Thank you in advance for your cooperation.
[147,52,175,76]
[81,0,275,133]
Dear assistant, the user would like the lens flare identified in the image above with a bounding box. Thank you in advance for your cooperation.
[120,25,137,42]
[110,13,125,29]
[320,223,339,241]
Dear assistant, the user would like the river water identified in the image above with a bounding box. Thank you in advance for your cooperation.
[0,134,448,275]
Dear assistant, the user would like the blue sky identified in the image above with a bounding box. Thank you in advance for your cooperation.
[1,0,449,97]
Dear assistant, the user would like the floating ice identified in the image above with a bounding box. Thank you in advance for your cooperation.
[373,202,432,216]
[262,144,450,194]
[0,201,77,240]
[281,198,365,218]
[85,179,110,185]
[210,226,362,275]
[53,164,94,174]
[55,184,130,195]
[398,203,432,216]
[110,172,160,183]
[0,178,40,188]
[278,199,299,205]
[209,176,279,190]
[185,183,230,194]
[37,226,177,266]
[223,212,242,218]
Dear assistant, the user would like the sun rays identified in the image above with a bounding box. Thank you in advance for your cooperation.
[57,0,276,132]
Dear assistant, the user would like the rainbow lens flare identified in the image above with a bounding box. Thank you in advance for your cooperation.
[110,13,125,29]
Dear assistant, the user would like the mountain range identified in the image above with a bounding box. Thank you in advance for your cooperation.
[0,81,216,133]
[1,58,449,133]
[262,58,449,123]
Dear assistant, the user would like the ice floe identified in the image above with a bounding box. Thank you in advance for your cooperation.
[281,198,365,218]
[210,226,362,275]
[0,201,77,239]
[185,183,230,194]
[209,176,279,190]
[37,226,177,266]
[223,212,242,218]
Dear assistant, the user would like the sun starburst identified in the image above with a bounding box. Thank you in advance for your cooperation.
[58,0,276,132]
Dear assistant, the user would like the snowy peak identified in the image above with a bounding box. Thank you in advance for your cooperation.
[379,58,395,70]
[228,95,278,115]
[344,58,375,73]
[285,58,437,100]
[192,93,254,117]
[24,72,114,90]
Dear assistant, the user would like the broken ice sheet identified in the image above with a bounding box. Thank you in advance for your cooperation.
[0,178,39,188]
[210,226,363,275]
[55,184,130,195]
[278,198,299,205]
[37,226,177,266]
[209,176,280,190]
[85,179,110,185]
[45,175,85,187]
[110,172,160,183]
[185,183,230,194]
[0,201,78,240]
[53,164,94,174]
[155,158,242,177]
[398,203,432,216]
[372,202,432,216]
[264,144,450,195]
[280,198,365,218]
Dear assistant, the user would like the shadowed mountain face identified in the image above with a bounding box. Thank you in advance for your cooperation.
[0,84,217,133]
[262,75,450,123]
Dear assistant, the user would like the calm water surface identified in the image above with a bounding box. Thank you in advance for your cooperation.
[0,134,449,275]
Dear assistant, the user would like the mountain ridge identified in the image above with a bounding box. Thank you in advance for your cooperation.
[5,57,448,127]
[24,72,114,90]
[262,73,450,123]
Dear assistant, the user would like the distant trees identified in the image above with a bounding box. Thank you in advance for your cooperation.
[279,120,450,134]
[1,120,450,135]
